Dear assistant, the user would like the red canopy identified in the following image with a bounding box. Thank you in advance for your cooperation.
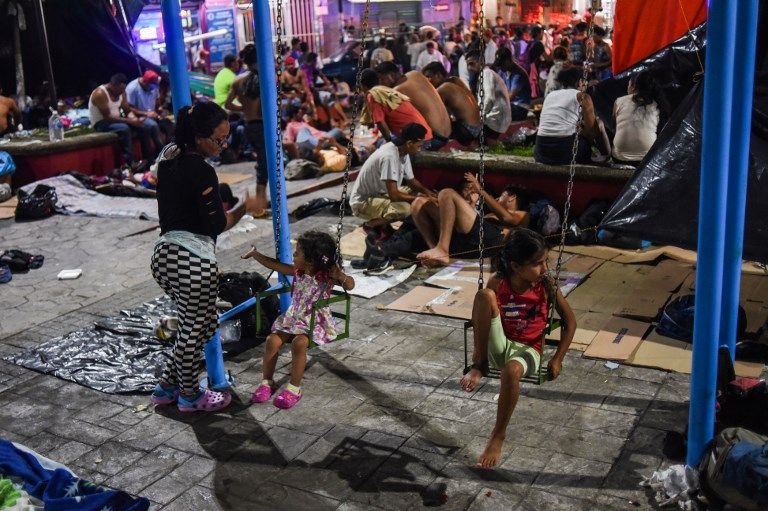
[612,0,707,75]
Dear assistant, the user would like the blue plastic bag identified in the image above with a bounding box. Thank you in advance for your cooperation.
[0,151,16,177]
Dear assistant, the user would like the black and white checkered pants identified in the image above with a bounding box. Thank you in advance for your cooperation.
[151,242,218,396]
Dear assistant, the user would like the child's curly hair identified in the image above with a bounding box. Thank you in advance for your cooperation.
[296,231,337,274]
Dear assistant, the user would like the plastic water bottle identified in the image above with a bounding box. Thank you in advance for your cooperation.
[48,109,64,142]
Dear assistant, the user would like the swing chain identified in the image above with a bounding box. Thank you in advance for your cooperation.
[334,0,372,264]
[554,20,595,284]
[476,0,486,291]
[273,0,286,257]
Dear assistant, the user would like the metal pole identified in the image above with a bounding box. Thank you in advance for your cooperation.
[719,0,759,359]
[34,0,57,103]
[253,0,293,313]
[160,0,192,117]
[687,0,737,467]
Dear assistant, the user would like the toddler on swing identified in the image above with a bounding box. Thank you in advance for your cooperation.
[242,231,355,409]
[460,228,577,468]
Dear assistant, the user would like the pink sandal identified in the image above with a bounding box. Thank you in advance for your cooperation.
[273,388,302,409]
[177,389,231,412]
[251,383,275,404]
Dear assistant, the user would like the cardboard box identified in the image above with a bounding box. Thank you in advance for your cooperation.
[583,317,651,361]
[613,288,672,321]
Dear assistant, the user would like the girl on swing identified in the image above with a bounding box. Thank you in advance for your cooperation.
[242,231,355,409]
[460,228,577,468]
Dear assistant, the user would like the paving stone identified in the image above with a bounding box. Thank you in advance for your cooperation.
[46,440,94,465]
[104,445,191,495]
[141,455,216,505]
[74,441,150,476]
[341,401,426,438]
[112,413,190,451]
[24,431,67,455]
[466,486,527,510]
[548,426,626,463]
[46,418,119,446]
[513,488,594,511]
[162,485,228,511]
[568,406,639,438]
[532,452,613,501]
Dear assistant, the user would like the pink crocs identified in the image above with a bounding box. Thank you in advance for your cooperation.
[273,388,302,409]
[177,389,232,413]
[250,383,275,404]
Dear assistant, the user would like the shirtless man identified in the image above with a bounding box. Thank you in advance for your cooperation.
[0,91,21,135]
[226,44,268,216]
[281,56,310,108]
[421,62,482,146]
[374,61,451,150]
[89,74,155,164]
[413,173,530,267]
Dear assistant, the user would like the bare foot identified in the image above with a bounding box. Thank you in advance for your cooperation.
[417,247,450,267]
[476,434,504,468]
[460,368,482,392]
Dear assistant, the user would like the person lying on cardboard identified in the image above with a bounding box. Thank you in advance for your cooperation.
[413,172,530,267]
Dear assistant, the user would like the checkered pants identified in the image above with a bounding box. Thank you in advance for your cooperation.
[151,242,218,396]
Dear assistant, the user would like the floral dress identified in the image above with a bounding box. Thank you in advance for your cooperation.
[272,270,339,345]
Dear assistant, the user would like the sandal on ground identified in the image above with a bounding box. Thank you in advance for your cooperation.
[0,264,11,284]
[151,383,179,405]
[177,389,231,412]
[250,208,271,219]
[250,383,275,404]
[273,388,302,409]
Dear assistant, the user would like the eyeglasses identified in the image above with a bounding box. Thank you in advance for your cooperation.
[209,135,228,149]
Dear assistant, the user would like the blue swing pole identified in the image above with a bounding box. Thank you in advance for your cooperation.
[253,0,293,313]
[686,0,738,467]
[160,0,192,117]
[719,0,759,360]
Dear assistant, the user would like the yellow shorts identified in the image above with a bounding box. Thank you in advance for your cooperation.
[487,315,541,377]
[351,197,411,222]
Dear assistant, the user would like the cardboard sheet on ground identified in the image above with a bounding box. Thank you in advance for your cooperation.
[217,172,250,185]
[547,311,614,351]
[627,330,763,377]
[340,227,367,258]
[341,262,416,299]
[0,195,17,220]
[583,317,651,361]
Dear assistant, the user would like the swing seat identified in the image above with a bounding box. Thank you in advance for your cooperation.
[462,319,561,386]
[254,283,352,347]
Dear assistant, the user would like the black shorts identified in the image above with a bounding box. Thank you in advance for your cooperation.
[244,120,268,185]
[534,133,592,165]
[449,216,504,259]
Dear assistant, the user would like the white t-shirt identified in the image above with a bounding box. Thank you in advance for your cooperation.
[480,67,512,134]
[537,88,580,137]
[612,94,659,161]
[349,142,414,206]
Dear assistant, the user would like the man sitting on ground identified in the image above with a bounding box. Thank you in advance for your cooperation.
[282,105,345,160]
[375,61,452,150]
[413,172,529,267]
[421,62,482,146]
[349,123,436,234]
[360,69,433,144]
[89,73,156,165]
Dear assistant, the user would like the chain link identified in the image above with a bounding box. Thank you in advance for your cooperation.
[334,0,372,265]
[476,0,486,291]
[273,0,286,260]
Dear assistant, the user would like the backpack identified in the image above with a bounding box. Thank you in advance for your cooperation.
[528,199,561,237]
[699,427,768,511]
[564,199,609,245]
[217,272,279,343]
[658,294,746,342]
[15,184,58,221]
[0,151,16,177]
[284,159,321,180]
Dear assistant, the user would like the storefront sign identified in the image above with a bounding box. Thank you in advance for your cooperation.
[205,7,237,72]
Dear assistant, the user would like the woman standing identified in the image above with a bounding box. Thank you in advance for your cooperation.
[150,101,246,412]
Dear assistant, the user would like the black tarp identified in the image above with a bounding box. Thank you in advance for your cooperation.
[600,5,768,263]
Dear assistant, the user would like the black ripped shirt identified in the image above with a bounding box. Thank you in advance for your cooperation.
[156,153,227,241]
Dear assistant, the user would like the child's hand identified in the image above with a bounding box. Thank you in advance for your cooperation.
[463,172,481,193]
[547,358,563,380]
[329,264,345,282]
[241,246,260,260]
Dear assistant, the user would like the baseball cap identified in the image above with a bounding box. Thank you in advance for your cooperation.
[285,56,296,66]
[142,70,160,84]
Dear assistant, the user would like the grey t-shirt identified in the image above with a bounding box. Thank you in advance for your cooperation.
[349,142,414,206]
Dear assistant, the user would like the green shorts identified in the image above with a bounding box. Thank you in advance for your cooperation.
[488,316,541,377]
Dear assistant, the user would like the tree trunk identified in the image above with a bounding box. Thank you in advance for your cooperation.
[12,19,25,102]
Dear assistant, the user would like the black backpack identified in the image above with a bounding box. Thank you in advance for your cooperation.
[218,272,279,344]
[564,199,609,245]
[15,184,58,221]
